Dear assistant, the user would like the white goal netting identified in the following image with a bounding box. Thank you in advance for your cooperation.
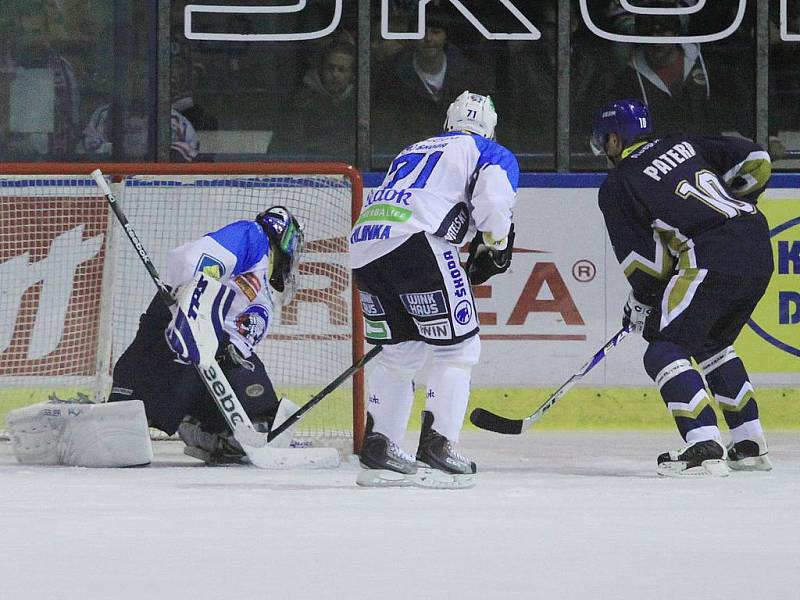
[0,165,364,451]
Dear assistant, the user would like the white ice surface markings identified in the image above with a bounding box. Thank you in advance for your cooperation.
[1,431,798,600]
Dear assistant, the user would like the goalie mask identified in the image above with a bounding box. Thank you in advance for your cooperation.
[256,206,304,303]
[444,91,498,139]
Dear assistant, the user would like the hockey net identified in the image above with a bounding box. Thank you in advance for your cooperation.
[0,163,365,453]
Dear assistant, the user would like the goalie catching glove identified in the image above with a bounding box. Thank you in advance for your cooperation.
[465,223,515,285]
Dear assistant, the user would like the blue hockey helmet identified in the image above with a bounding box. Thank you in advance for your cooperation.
[255,206,304,300]
[590,99,652,157]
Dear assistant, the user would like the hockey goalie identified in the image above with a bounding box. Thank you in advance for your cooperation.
[7,206,312,467]
[111,206,313,464]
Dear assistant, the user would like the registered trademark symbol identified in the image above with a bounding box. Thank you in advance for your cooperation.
[572,260,596,282]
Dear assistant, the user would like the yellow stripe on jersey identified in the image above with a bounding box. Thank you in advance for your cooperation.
[622,230,675,281]
[723,151,772,198]
[660,268,708,329]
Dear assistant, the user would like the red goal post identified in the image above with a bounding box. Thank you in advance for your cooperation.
[0,162,367,453]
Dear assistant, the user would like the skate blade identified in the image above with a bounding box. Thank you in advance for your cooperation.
[729,454,773,472]
[356,468,416,487]
[657,458,730,478]
[413,467,476,489]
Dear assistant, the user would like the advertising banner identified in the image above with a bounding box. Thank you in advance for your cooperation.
[0,196,107,378]
[469,185,800,387]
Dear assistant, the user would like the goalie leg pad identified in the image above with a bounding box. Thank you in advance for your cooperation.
[7,400,153,467]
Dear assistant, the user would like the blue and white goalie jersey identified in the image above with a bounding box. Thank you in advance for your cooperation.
[350,131,519,268]
[165,220,274,358]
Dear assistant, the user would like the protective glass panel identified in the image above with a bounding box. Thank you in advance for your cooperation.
[0,0,154,162]
[770,0,800,169]
[573,0,756,170]
[369,1,536,169]
[173,0,358,163]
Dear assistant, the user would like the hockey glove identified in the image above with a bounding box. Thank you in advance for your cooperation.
[622,290,654,334]
[465,224,515,285]
[216,342,255,372]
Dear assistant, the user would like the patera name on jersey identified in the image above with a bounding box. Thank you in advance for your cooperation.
[642,142,697,182]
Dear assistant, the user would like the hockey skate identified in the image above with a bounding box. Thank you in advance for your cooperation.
[414,411,477,489]
[727,435,773,471]
[356,414,417,487]
[178,417,249,466]
[657,439,730,477]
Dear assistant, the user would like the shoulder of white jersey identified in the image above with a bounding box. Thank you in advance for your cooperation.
[206,220,270,275]
[469,135,520,191]
[402,132,457,151]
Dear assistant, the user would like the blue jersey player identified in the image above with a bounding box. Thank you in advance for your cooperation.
[109,207,304,464]
[591,99,773,477]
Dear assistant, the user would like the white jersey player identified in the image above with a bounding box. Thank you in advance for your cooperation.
[108,207,304,464]
[351,91,519,488]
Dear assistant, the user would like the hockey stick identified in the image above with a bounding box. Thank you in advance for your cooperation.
[267,345,382,442]
[469,327,632,434]
[91,169,338,468]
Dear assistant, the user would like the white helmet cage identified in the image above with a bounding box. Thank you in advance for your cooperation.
[443,91,498,139]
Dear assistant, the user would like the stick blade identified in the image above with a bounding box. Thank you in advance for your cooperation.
[469,408,525,435]
[232,423,340,469]
[242,444,341,470]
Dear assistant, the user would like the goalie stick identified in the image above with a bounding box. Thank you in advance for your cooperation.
[91,169,340,468]
[469,327,632,434]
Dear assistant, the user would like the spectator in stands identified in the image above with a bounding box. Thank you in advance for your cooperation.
[603,0,637,68]
[275,40,356,160]
[610,0,749,138]
[371,6,492,155]
[371,2,413,65]
[0,1,80,160]
[504,3,613,153]
[769,2,800,159]
[76,54,199,162]
[170,25,218,131]
[77,103,199,162]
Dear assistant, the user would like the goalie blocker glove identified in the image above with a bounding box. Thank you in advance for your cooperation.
[165,272,236,367]
[465,224,515,285]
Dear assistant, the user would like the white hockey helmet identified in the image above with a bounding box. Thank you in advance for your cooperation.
[443,91,498,139]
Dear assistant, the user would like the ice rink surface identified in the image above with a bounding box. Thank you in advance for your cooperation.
[1,431,799,600]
